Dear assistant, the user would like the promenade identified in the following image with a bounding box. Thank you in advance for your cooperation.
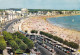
[3,49,9,55]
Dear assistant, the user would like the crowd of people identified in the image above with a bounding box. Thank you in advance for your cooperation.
[21,16,80,45]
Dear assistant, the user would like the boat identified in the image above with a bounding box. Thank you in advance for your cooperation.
[72,19,74,22]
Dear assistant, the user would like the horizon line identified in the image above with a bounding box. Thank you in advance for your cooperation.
[0,8,80,10]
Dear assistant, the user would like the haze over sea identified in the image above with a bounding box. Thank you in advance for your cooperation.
[47,15,80,31]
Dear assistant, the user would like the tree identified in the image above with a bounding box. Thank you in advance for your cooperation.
[13,32,25,39]
[40,31,79,49]
[23,37,34,49]
[31,30,38,34]
[13,32,34,49]
[0,36,7,54]
[0,41,6,51]
[12,35,17,40]
[15,38,22,45]
[14,32,34,49]
[5,33,13,41]
[63,40,69,45]
[15,38,28,50]
[28,42,34,49]
[19,42,27,50]
[9,33,17,40]
[68,42,79,49]
[25,30,27,33]
[2,31,13,41]
[2,31,8,36]
[15,38,28,51]
[53,36,63,43]
[9,40,19,55]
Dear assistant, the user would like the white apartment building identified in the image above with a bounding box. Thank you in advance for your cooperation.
[52,11,60,15]
[28,12,33,16]
[71,11,76,14]
[16,11,22,18]
[62,11,66,14]
[46,11,52,16]
[5,10,17,21]
[37,11,44,16]
[0,16,7,23]
[75,11,80,14]
[21,8,29,17]
[0,16,3,23]
[0,9,29,24]
[62,11,80,15]
[62,11,70,14]
[0,12,7,23]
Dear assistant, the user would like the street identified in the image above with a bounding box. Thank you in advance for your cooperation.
[2,17,27,32]
[35,43,52,55]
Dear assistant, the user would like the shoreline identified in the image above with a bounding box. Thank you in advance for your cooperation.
[46,16,80,32]
[21,14,80,45]
[44,14,80,33]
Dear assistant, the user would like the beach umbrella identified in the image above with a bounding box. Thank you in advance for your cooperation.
[67,51,70,54]
[78,50,80,52]
[47,28,48,29]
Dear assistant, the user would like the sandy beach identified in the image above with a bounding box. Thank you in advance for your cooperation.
[21,15,80,45]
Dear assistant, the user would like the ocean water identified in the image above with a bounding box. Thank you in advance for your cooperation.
[47,15,80,31]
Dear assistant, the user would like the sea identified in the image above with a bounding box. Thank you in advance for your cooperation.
[47,15,80,31]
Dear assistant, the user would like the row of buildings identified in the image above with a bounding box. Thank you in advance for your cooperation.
[39,10,80,16]
[0,8,80,24]
[28,10,80,16]
[0,8,28,23]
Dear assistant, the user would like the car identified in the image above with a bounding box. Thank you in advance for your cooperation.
[56,45,61,48]
[48,41,51,43]
[51,52,56,55]
[36,50,41,55]
[53,41,56,43]
[61,47,66,51]
[33,47,41,55]
[37,41,43,45]
[50,49,54,52]
[34,47,37,51]
[46,46,51,50]
[42,44,47,48]
[23,53,27,55]
[44,45,47,49]
[4,28,5,29]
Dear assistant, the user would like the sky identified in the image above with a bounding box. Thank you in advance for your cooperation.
[0,0,80,10]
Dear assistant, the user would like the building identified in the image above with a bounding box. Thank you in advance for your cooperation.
[0,16,7,23]
[37,11,44,16]
[62,11,66,14]
[75,11,80,14]
[21,8,29,17]
[0,16,3,23]
[61,11,70,14]
[52,11,60,15]
[28,12,32,16]
[16,11,22,18]
[71,11,76,14]
[46,11,52,16]
[0,10,22,24]
[0,12,7,23]
[5,10,17,21]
